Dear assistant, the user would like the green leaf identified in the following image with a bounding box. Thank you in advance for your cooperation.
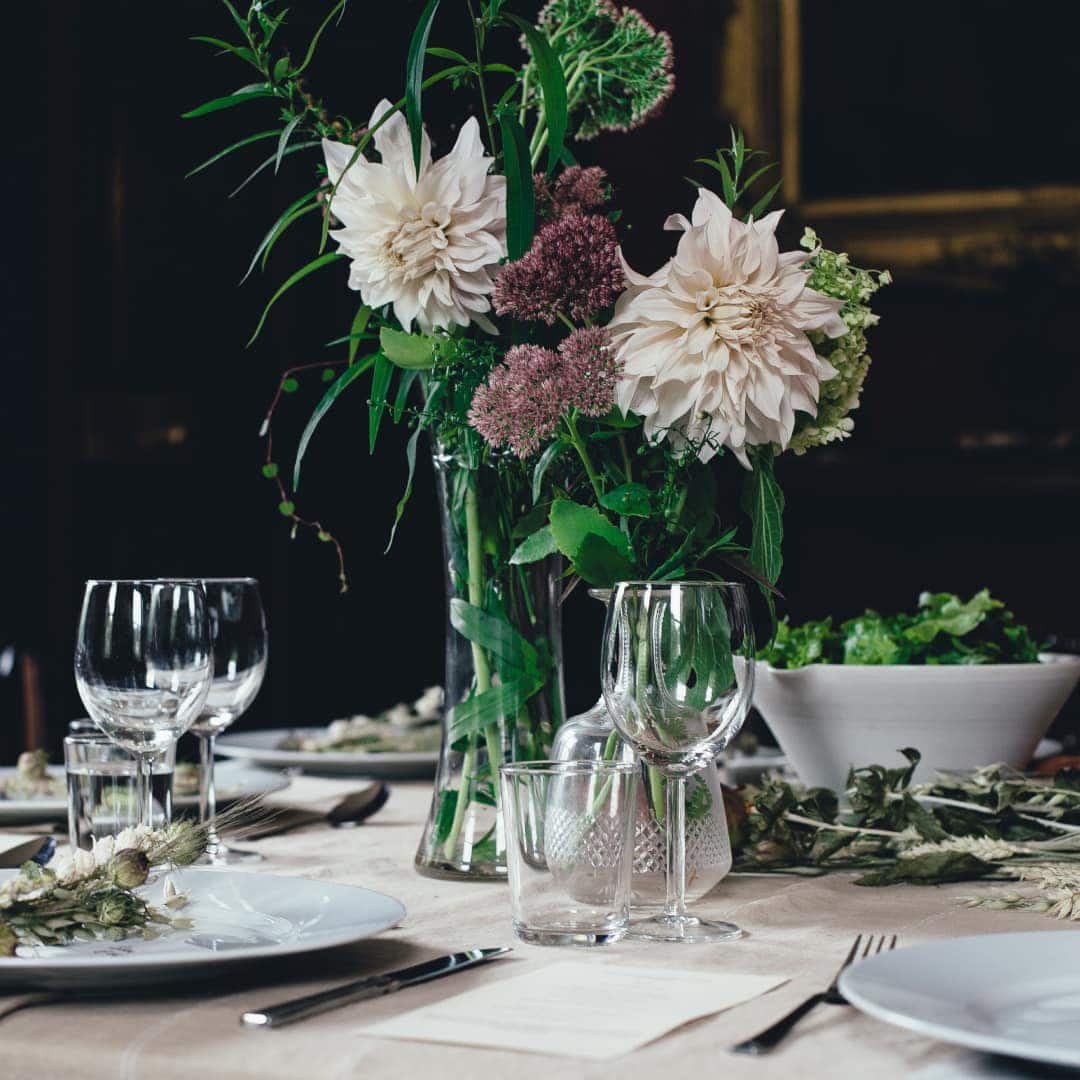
[229,140,320,199]
[448,677,538,746]
[854,852,993,887]
[248,252,344,346]
[272,56,291,83]
[748,179,783,221]
[292,352,379,490]
[282,377,299,393]
[599,483,652,517]
[426,46,471,64]
[549,499,635,587]
[293,0,346,77]
[385,381,445,553]
[597,406,638,429]
[405,0,441,176]
[277,500,295,516]
[261,462,279,479]
[573,533,637,587]
[450,599,540,674]
[498,113,535,260]
[697,154,736,206]
[260,203,320,274]
[274,115,302,174]
[740,448,784,587]
[220,0,248,37]
[392,369,419,423]
[379,327,438,370]
[347,304,373,364]
[240,187,321,285]
[185,129,280,179]
[505,14,567,173]
[510,525,559,565]
[430,789,458,845]
[368,353,394,454]
[181,86,276,119]
[531,439,565,504]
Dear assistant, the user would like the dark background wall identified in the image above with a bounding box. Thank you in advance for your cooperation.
[3,0,1078,759]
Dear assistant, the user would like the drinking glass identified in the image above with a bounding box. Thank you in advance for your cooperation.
[74,580,212,830]
[602,581,755,943]
[500,760,639,946]
[65,733,176,850]
[191,578,267,864]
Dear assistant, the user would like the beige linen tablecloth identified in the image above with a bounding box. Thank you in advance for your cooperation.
[2,777,1072,1079]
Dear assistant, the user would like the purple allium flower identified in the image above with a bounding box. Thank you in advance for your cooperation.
[468,345,566,458]
[494,210,625,325]
[536,166,611,221]
[558,326,622,417]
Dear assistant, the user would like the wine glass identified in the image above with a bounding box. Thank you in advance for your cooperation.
[191,578,267,865]
[74,580,212,830]
[601,581,755,943]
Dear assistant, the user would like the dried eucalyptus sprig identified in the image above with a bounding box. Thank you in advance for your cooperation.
[734,749,1080,913]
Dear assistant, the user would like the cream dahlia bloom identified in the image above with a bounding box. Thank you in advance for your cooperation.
[322,100,506,334]
[608,188,847,465]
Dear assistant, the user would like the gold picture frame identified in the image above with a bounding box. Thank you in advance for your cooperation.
[719,0,1080,275]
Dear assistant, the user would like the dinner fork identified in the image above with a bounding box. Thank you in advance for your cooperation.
[731,933,897,1054]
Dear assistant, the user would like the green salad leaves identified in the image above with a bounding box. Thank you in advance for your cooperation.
[761,590,1040,668]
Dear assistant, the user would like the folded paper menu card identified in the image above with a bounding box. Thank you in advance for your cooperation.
[365,960,787,1061]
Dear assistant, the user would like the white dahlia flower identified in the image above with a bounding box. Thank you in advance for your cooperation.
[322,100,506,334]
[608,188,847,465]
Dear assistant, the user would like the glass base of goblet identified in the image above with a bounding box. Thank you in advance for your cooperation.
[628,914,742,943]
[197,842,263,866]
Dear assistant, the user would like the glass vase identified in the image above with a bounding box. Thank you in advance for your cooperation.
[550,593,732,907]
[415,444,566,880]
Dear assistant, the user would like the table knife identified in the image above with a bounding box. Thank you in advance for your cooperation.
[241,946,512,1029]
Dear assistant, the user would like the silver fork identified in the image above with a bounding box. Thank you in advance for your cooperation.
[731,933,897,1054]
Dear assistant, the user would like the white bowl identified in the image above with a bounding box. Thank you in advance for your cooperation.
[753,652,1080,790]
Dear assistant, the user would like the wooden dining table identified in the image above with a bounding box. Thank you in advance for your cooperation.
[1,776,1068,1079]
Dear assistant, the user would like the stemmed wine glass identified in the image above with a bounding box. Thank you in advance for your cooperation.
[602,581,755,943]
[74,580,213,830]
[191,578,267,864]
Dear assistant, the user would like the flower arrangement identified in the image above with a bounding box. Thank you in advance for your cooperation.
[0,820,211,956]
[187,0,888,876]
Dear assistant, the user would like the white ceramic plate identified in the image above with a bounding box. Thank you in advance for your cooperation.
[840,931,1080,1068]
[0,762,290,826]
[0,868,406,989]
[216,728,438,778]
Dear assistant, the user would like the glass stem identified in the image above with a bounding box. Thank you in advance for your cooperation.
[199,732,221,853]
[136,752,154,830]
[664,774,688,921]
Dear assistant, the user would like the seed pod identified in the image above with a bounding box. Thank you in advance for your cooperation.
[108,849,150,889]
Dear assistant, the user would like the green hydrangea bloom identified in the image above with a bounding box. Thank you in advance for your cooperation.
[789,227,891,454]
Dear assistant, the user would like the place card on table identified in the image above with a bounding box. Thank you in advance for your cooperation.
[365,960,787,1061]
[0,833,50,869]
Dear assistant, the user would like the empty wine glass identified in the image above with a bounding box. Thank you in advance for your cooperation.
[191,578,267,865]
[602,581,755,943]
[74,580,213,830]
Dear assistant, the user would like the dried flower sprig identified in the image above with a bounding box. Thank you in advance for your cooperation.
[0,807,254,956]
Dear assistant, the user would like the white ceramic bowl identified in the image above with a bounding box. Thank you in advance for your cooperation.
[753,652,1080,790]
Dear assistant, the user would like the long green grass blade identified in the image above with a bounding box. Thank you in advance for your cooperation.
[499,113,535,259]
[405,0,441,175]
[293,352,378,490]
[248,252,343,346]
[185,129,279,179]
[506,14,567,173]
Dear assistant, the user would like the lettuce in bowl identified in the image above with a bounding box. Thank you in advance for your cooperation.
[761,590,1040,669]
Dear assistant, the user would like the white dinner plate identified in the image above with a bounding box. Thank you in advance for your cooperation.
[0,868,406,989]
[216,728,438,779]
[0,762,290,826]
[839,931,1080,1067]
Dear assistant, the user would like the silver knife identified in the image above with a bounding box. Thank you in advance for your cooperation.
[241,946,512,1029]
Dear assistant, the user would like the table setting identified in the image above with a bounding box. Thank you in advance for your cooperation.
[5,2,1080,1078]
